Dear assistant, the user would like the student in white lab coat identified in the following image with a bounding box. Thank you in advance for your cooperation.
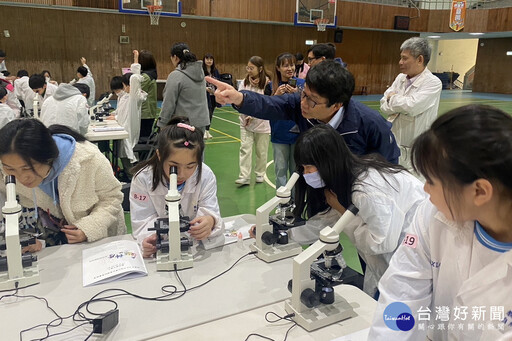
[368,105,512,341]
[14,69,35,112]
[0,87,16,128]
[40,83,90,135]
[29,73,58,106]
[289,124,427,298]
[130,117,224,258]
[70,57,96,107]
[107,50,147,175]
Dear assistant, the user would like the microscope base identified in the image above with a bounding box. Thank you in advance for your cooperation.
[250,242,302,263]
[0,264,40,290]
[284,293,356,331]
[155,252,193,271]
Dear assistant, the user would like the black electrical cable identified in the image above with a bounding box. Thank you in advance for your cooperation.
[244,311,297,341]
[16,250,257,341]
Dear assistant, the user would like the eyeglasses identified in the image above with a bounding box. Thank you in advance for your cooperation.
[307,56,318,63]
[300,91,328,108]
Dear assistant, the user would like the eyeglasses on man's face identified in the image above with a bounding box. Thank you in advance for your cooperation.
[300,90,328,108]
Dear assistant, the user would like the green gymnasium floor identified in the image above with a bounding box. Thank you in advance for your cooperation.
[128,90,512,274]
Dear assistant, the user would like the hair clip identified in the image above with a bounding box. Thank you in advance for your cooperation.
[183,49,190,54]
[184,141,190,147]
[177,123,196,132]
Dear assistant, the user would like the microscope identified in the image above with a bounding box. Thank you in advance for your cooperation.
[148,166,193,271]
[250,172,304,263]
[0,176,40,290]
[284,205,359,331]
[89,93,113,122]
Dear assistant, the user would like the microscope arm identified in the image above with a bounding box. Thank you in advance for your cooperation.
[290,205,359,312]
[89,93,112,118]
[166,167,181,262]
[255,172,300,248]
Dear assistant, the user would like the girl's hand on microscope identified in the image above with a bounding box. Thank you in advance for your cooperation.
[22,239,42,254]
[142,233,157,258]
[249,225,256,239]
[189,216,215,240]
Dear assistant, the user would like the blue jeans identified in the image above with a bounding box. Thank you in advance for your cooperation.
[273,143,295,189]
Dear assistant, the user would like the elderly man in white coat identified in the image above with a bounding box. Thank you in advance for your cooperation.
[380,37,442,171]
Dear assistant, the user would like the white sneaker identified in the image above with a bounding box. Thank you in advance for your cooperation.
[235,178,250,185]
[203,131,208,140]
[256,176,264,183]
[206,130,213,139]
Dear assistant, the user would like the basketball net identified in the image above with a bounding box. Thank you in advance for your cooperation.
[147,5,163,25]
[314,18,329,31]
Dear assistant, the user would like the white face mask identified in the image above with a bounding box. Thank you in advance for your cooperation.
[303,171,325,189]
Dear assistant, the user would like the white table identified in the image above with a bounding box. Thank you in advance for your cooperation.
[2,231,375,341]
[85,120,128,142]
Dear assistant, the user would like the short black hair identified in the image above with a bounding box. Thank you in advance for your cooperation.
[110,76,123,91]
[1,71,10,77]
[0,50,6,58]
[17,70,29,78]
[0,87,7,100]
[73,83,90,99]
[305,60,354,107]
[77,66,88,77]
[121,73,132,87]
[310,43,336,60]
[29,74,46,89]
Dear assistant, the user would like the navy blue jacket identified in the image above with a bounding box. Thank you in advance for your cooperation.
[236,91,400,164]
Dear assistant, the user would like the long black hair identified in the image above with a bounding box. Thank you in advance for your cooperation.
[412,104,512,219]
[0,119,85,172]
[132,116,205,191]
[171,42,197,70]
[202,53,218,77]
[293,124,405,219]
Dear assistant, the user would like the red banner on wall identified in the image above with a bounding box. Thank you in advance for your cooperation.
[450,0,466,32]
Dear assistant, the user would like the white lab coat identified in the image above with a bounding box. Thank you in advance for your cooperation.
[290,168,427,297]
[130,163,225,247]
[380,68,441,169]
[71,64,96,107]
[115,63,147,163]
[40,83,89,135]
[14,76,35,111]
[0,102,15,128]
[35,82,58,107]
[368,200,512,341]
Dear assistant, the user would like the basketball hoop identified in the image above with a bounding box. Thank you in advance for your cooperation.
[314,18,329,31]
[147,5,163,25]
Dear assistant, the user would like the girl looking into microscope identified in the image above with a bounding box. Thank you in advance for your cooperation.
[290,124,426,298]
[130,117,224,258]
[0,119,126,252]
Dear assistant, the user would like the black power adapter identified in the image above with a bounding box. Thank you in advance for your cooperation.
[92,309,119,334]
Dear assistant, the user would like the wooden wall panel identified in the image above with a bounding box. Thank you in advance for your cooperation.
[464,9,488,32]
[0,5,423,97]
[486,8,512,32]
[337,2,429,32]
[473,38,512,94]
[210,0,295,22]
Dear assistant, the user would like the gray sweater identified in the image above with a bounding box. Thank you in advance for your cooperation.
[158,61,209,129]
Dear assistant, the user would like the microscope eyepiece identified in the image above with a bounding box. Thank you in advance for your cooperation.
[170,166,178,175]
[5,175,15,185]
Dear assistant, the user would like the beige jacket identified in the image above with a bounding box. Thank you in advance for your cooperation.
[0,140,126,242]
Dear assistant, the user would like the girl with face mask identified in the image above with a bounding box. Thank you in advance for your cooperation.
[291,124,427,298]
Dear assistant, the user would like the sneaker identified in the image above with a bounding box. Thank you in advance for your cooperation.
[203,131,208,140]
[256,176,264,183]
[206,130,213,139]
[235,178,250,185]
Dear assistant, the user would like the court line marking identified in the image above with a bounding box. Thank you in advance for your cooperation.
[205,140,239,145]
[213,115,239,126]
[210,127,241,142]
[264,160,276,189]
[216,107,240,116]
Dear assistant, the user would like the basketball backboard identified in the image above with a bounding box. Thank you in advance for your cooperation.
[295,0,337,28]
[119,0,181,17]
